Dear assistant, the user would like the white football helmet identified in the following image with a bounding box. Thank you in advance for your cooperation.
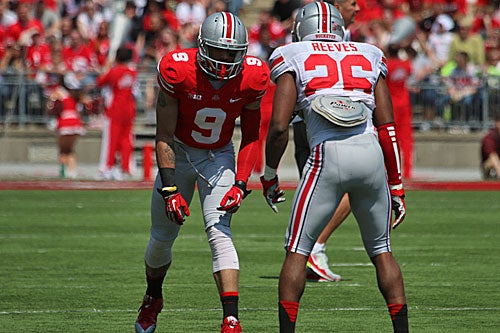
[292,2,344,42]
[197,11,248,80]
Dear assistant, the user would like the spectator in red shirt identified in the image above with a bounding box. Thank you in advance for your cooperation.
[7,1,44,45]
[143,0,180,32]
[25,31,52,77]
[89,20,111,68]
[481,113,500,179]
[96,47,138,180]
[61,28,98,87]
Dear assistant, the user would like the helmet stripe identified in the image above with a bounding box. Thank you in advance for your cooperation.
[318,1,330,34]
[223,12,234,40]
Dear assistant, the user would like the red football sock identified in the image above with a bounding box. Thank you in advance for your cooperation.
[388,303,408,332]
[220,291,239,319]
[279,300,299,333]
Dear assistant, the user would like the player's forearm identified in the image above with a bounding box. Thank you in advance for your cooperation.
[265,125,289,169]
[155,140,175,169]
[155,90,178,170]
[235,139,259,183]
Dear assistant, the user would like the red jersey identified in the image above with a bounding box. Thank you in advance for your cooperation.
[62,44,97,73]
[157,48,270,150]
[96,63,138,121]
[54,89,85,136]
[89,37,110,67]
[25,42,52,73]
[386,57,412,109]
[7,19,44,42]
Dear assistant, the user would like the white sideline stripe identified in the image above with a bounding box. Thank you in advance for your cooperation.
[2,307,499,315]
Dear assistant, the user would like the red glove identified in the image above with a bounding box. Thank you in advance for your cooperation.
[260,176,286,213]
[390,184,406,229]
[157,186,190,225]
[217,181,251,214]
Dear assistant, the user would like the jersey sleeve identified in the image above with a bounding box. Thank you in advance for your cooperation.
[269,46,293,83]
[156,50,189,96]
[379,55,388,79]
[243,56,270,100]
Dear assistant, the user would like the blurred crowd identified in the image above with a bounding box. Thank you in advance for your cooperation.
[2,0,500,128]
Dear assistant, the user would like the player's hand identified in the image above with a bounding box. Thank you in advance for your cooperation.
[217,181,251,214]
[157,186,190,225]
[390,184,406,229]
[260,175,286,213]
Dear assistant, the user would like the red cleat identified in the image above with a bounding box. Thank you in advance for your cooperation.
[135,295,163,333]
[221,315,242,333]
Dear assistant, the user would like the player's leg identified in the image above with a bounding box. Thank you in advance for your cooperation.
[371,253,408,332]
[347,135,408,332]
[196,144,243,332]
[97,116,111,178]
[280,142,342,331]
[307,193,349,281]
[135,154,196,333]
[119,122,134,174]
[106,118,120,173]
[278,252,308,333]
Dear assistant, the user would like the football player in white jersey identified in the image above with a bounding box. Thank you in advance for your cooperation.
[293,0,361,282]
[260,2,408,332]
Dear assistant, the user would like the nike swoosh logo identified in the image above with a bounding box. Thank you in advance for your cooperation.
[230,98,242,103]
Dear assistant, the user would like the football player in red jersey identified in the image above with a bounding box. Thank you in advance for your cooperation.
[260,3,408,332]
[135,12,270,333]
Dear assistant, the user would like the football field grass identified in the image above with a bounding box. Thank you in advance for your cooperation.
[0,189,499,332]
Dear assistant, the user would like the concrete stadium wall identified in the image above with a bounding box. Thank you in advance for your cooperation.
[0,127,484,169]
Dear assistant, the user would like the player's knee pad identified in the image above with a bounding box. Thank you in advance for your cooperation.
[206,225,239,272]
[144,236,174,268]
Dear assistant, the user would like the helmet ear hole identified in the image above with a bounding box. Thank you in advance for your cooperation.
[292,2,345,42]
[197,11,248,80]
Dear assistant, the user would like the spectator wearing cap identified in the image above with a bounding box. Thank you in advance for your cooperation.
[427,14,455,68]
[448,16,485,66]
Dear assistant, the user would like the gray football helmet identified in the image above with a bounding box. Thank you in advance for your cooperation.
[292,2,344,42]
[197,11,248,80]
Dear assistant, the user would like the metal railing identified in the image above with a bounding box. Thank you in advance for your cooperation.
[1,71,499,131]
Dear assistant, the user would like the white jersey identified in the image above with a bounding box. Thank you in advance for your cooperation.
[269,41,387,147]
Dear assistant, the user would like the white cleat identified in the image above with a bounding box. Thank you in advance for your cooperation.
[307,251,341,282]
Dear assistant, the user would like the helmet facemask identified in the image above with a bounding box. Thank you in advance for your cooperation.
[197,12,248,80]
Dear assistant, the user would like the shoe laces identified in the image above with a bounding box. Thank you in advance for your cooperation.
[137,295,162,320]
[222,315,240,329]
[313,251,329,267]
